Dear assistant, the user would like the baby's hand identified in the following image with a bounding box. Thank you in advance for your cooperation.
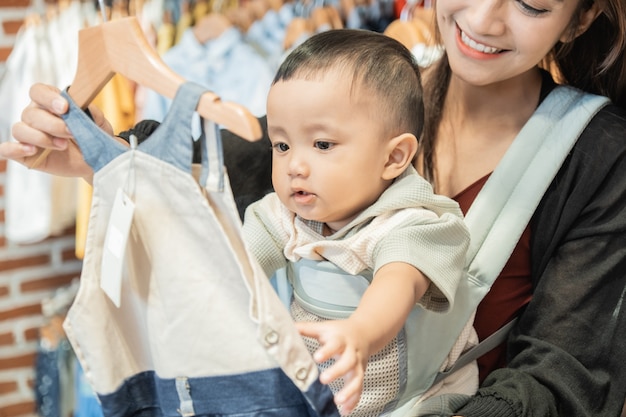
[296,320,370,416]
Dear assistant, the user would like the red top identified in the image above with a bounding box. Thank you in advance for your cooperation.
[453,174,534,383]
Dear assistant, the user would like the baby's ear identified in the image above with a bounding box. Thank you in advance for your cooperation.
[382,133,418,180]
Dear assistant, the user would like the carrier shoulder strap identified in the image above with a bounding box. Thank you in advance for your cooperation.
[432,87,610,385]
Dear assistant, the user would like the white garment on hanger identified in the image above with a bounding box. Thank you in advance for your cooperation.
[1,9,87,244]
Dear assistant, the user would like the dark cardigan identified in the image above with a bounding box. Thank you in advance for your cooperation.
[457,102,626,416]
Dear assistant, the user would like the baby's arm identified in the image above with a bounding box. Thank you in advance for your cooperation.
[296,262,430,415]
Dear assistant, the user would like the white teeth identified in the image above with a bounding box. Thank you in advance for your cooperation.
[461,30,501,54]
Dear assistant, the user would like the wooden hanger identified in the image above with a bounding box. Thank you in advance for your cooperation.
[283,17,312,50]
[412,6,436,45]
[193,12,234,43]
[29,16,262,168]
[384,19,427,50]
[310,6,343,31]
[384,0,435,50]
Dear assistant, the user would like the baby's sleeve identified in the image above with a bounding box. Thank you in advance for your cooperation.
[373,210,470,313]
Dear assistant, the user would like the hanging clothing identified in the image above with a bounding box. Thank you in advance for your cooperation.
[141,26,273,124]
[0,17,78,244]
[75,73,138,259]
[245,2,295,71]
[344,0,395,32]
[35,316,76,417]
[61,81,339,417]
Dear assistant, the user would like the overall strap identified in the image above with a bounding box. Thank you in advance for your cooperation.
[137,82,206,174]
[199,118,225,192]
[432,86,610,386]
[61,89,129,172]
[61,82,207,174]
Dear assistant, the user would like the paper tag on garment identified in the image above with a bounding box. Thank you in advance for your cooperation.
[101,188,135,307]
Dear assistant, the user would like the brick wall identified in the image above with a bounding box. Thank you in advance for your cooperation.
[0,2,83,416]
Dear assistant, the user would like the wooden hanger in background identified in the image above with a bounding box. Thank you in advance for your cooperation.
[193,12,234,43]
[29,16,262,169]
[384,18,427,50]
[384,0,436,50]
[283,1,343,51]
[310,6,343,31]
[282,16,312,50]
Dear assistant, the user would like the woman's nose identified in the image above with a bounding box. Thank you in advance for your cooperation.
[465,0,506,37]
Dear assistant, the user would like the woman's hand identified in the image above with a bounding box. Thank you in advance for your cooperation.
[1,83,113,181]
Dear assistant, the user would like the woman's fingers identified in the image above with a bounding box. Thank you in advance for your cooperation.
[0,139,38,161]
[20,103,72,142]
[15,84,73,170]
[28,83,67,114]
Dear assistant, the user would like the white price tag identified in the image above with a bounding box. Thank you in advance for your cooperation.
[101,188,135,307]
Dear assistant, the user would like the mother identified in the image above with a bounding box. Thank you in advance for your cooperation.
[4,0,626,415]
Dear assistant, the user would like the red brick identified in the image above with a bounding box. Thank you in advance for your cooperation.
[0,352,36,370]
[0,236,6,249]
[0,286,8,297]
[20,273,78,292]
[62,247,80,262]
[0,254,50,271]
[23,327,39,342]
[0,400,36,417]
[0,380,18,395]
[0,0,30,7]
[60,224,77,238]
[0,159,6,172]
[37,225,77,244]
[2,19,23,35]
[0,47,12,62]
[0,332,14,346]
[0,303,41,321]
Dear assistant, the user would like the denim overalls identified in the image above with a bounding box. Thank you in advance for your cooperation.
[61,82,339,417]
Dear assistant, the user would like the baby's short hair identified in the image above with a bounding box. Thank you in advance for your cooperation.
[274,29,424,139]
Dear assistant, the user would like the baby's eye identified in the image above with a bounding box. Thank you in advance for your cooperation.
[315,140,334,150]
[272,142,290,153]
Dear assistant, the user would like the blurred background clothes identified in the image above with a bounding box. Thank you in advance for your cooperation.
[140,25,274,125]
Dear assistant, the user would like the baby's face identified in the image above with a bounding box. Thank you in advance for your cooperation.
[266,70,394,232]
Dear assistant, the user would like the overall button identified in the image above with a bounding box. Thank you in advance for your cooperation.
[295,367,308,381]
[265,330,279,345]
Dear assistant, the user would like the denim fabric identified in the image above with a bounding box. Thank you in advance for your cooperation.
[35,338,75,417]
[35,348,61,417]
[60,87,128,173]
[61,83,202,174]
[98,369,337,417]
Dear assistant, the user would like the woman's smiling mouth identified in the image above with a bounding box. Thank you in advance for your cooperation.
[457,25,505,55]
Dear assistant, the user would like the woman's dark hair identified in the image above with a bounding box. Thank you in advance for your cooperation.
[419,0,626,183]
[274,29,425,139]
[554,0,626,107]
